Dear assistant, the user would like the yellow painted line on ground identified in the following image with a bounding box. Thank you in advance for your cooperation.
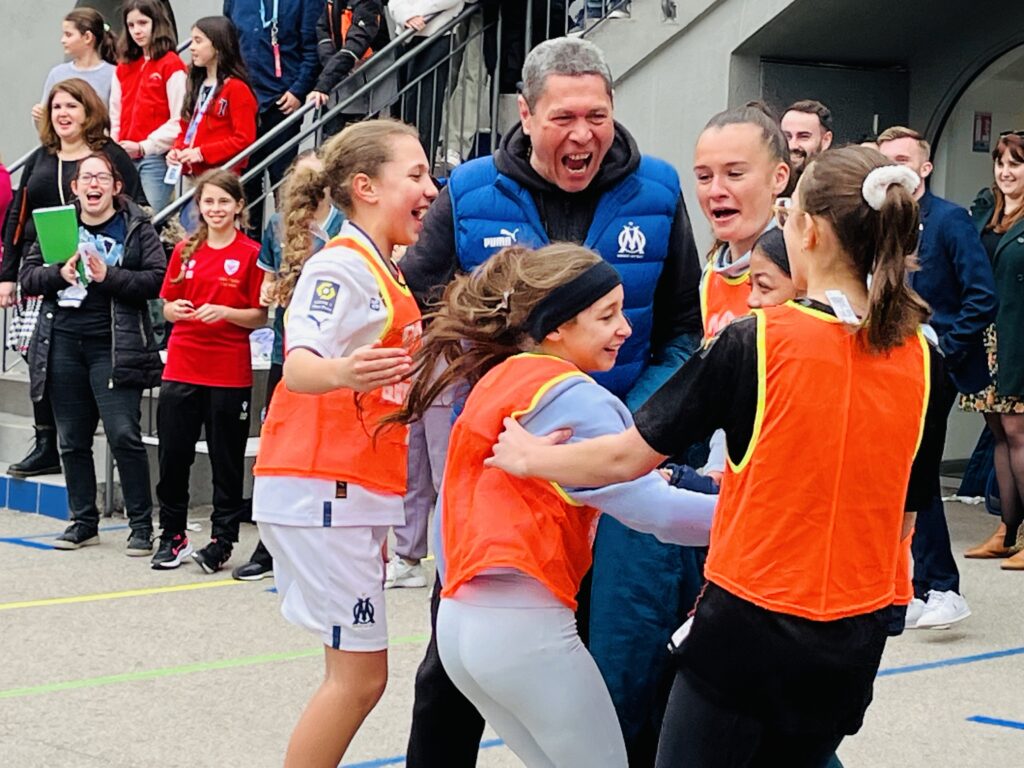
[0,578,247,611]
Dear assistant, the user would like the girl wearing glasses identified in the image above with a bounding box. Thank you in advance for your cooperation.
[489,146,945,767]
[962,129,1024,569]
[19,153,166,552]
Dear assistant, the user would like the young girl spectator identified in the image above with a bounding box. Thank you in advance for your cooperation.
[231,149,345,582]
[152,169,266,572]
[696,103,790,339]
[32,8,118,123]
[489,147,944,766]
[963,130,1024,570]
[251,119,436,768]
[394,243,716,767]
[20,154,165,552]
[110,0,188,212]
[166,17,258,183]
[3,78,145,480]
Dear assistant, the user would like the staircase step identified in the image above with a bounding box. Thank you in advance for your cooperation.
[0,461,70,520]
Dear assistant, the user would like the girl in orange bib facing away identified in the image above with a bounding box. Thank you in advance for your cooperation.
[252,119,436,768]
[393,244,718,768]
[489,146,947,768]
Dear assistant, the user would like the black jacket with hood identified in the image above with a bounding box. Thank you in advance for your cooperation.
[20,198,166,401]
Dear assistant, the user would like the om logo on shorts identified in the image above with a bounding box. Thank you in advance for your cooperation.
[353,597,376,625]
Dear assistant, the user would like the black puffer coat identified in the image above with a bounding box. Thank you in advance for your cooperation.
[20,199,166,400]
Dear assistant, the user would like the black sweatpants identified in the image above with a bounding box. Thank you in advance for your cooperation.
[155,381,251,541]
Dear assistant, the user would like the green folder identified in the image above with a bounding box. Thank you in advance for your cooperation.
[32,205,87,283]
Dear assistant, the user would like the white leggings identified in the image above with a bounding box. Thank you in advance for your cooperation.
[437,573,628,768]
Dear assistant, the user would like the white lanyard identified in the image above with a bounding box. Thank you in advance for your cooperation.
[183,85,216,147]
[259,0,279,28]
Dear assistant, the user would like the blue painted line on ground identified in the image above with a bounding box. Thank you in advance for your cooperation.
[15,524,130,541]
[967,715,1024,731]
[0,538,57,550]
[0,524,131,550]
[340,739,505,767]
[877,645,1024,676]
[265,587,278,594]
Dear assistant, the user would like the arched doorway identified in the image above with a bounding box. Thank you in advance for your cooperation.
[931,43,1024,208]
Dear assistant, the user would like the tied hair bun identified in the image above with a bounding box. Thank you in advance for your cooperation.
[861,165,920,211]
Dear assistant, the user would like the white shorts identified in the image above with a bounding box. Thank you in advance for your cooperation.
[259,522,389,652]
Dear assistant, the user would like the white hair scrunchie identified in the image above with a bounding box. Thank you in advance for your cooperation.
[861,165,920,211]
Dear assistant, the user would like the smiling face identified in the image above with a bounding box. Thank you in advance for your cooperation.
[747,247,796,309]
[542,285,631,372]
[877,136,930,197]
[518,74,615,193]
[126,9,154,52]
[50,89,87,143]
[365,133,437,248]
[72,156,121,220]
[61,21,91,58]
[994,146,1024,203]
[189,27,216,68]
[198,182,244,234]
[694,123,790,254]
[781,110,832,173]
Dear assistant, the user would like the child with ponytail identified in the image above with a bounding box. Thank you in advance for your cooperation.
[392,244,717,768]
[33,8,119,123]
[251,119,436,768]
[110,0,188,212]
[152,169,266,573]
[489,146,945,766]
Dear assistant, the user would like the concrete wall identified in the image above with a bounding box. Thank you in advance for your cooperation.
[0,0,214,171]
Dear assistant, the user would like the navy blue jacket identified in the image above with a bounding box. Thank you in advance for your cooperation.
[224,0,321,109]
[913,190,996,394]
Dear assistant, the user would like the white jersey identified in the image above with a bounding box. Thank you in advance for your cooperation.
[253,221,405,528]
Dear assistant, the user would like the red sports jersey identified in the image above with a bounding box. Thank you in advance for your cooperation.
[160,231,263,387]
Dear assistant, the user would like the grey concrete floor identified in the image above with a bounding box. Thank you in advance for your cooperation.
[0,501,1021,767]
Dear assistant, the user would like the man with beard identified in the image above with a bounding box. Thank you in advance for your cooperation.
[399,36,704,768]
[781,99,834,186]
[877,125,996,630]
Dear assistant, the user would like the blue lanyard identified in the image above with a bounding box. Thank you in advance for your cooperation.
[183,85,216,147]
[259,0,279,29]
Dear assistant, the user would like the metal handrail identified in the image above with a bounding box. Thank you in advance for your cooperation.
[150,9,473,225]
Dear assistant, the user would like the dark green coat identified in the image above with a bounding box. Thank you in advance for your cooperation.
[971,188,1024,396]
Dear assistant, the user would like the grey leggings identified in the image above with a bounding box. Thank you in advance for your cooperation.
[437,573,628,768]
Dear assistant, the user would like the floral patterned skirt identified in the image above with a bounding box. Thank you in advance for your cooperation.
[960,325,1024,414]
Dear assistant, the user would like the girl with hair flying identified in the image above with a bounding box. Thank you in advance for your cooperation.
[110,0,188,212]
[393,243,716,768]
[489,146,946,767]
[251,119,436,768]
[152,169,266,573]
[32,8,119,122]
[166,16,257,182]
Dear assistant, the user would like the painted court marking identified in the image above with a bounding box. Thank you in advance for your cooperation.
[0,524,130,550]
[0,578,246,612]
[876,645,1024,676]
[967,716,1024,731]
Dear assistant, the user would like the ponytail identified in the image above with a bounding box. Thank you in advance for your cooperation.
[390,243,605,426]
[798,146,929,352]
[65,8,118,64]
[275,155,327,308]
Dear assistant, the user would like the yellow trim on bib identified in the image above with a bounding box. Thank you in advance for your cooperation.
[729,308,767,473]
[913,328,931,455]
[785,299,844,324]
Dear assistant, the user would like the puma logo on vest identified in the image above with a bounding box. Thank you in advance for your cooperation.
[483,227,519,249]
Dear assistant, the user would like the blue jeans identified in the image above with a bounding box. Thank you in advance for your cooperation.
[135,154,173,213]
[49,331,153,533]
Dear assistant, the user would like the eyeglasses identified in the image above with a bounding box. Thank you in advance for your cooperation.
[78,172,114,185]
[773,197,796,227]
[999,130,1024,139]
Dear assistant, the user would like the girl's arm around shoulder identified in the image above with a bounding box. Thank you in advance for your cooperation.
[518,379,714,546]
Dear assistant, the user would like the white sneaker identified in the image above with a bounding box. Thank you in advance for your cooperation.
[904,597,926,629]
[915,590,971,629]
[385,558,428,589]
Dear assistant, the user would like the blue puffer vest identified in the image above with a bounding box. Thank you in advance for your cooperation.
[449,156,679,397]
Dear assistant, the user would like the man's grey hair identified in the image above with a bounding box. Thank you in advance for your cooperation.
[521,38,613,111]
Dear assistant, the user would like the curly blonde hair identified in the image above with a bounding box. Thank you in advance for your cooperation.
[275,119,419,307]
[389,243,604,426]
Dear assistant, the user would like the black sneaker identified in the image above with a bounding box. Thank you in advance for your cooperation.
[125,530,154,557]
[151,533,193,569]
[52,523,99,550]
[231,559,273,581]
[193,538,233,574]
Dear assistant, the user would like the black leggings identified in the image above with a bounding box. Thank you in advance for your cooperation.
[655,671,843,768]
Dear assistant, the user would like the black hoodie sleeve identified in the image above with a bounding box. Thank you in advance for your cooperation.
[401,186,458,309]
[314,1,382,94]
[651,192,703,345]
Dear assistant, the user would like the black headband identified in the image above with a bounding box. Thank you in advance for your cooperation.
[526,261,623,342]
[754,227,790,276]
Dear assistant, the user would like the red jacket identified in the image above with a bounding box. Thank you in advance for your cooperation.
[173,77,258,176]
[114,52,188,147]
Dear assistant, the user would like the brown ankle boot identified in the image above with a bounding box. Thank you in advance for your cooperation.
[964,524,1014,558]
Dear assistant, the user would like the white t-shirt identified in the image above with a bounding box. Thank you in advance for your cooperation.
[252,222,405,528]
